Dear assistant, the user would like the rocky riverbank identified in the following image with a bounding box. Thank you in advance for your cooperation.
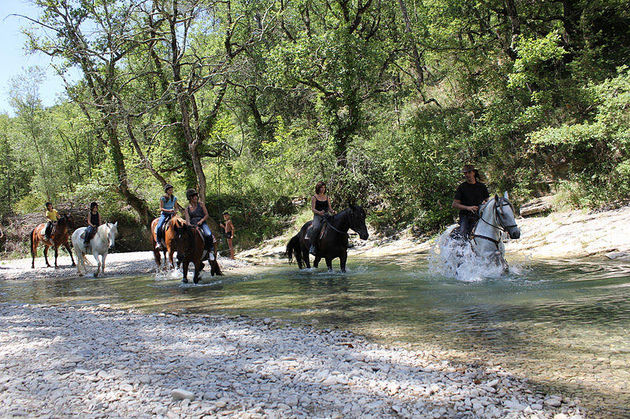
[239,205,630,261]
[0,303,584,418]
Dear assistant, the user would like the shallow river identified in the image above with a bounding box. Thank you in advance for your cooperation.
[1,255,629,416]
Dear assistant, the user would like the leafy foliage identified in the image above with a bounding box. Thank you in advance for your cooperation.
[1,0,629,253]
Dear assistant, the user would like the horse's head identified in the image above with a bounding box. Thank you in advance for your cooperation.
[349,205,369,240]
[58,213,73,229]
[172,220,194,254]
[107,222,119,249]
[495,192,520,239]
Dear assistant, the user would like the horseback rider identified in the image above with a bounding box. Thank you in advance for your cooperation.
[84,202,102,247]
[305,181,335,255]
[184,189,215,261]
[44,202,58,241]
[155,184,178,250]
[452,164,489,239]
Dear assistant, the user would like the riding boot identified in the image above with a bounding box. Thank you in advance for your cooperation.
[205,240,214,262]
[155,230,164,250]
[309,243,317,256]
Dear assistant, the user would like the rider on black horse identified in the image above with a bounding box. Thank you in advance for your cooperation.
[305,181,335,255]
[452,164,489,239]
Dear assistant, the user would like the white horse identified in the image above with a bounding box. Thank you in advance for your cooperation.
[71,222,118,277]
[470,192,521,270]
[433,192,520,279]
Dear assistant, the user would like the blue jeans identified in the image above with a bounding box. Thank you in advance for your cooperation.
[84,225,96,244]
[199,223,214,250]
[155,213,171,238]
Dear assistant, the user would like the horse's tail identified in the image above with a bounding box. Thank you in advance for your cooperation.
[30,228,35,260]
[287,235,301,265]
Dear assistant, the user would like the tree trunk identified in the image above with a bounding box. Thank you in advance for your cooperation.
[104,119,153,226]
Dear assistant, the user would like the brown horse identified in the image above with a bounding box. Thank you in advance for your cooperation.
[150,214,184,270]
[30,214,76,269]
[172,222,222,284]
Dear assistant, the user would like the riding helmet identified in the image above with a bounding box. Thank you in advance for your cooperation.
[186,189,199,200]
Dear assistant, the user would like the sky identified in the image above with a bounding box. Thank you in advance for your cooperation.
[0,0,79,115]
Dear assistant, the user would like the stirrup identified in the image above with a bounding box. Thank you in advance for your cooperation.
[309,245,317,256]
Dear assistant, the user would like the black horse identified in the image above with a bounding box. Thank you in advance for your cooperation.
[286,205,369,272]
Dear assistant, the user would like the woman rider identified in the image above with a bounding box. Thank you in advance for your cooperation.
[84,202,101,247]
[184,189,214,260]
[306,181,335,255]
[155,184,177,250]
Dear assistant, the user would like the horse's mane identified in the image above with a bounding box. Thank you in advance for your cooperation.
[479,197,496,216]
[170,215,186,228]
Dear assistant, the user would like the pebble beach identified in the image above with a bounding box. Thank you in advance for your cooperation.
[0,303,584,418]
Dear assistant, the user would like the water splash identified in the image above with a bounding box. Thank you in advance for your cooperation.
[429,225,508,282]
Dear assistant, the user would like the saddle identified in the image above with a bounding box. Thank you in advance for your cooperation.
[306,223,329,243]
[80,228,97,242]
[156,214,174,246]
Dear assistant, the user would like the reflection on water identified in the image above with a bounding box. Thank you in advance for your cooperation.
[1,256,629,415]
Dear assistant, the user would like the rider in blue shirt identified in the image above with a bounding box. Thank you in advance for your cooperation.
[155,184,177,250]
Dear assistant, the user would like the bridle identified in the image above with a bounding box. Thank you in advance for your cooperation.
[472,198,517,246]
[323,207,366,237]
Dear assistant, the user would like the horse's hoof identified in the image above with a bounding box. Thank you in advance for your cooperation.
[93,273,99,278]
[71,263,76,267]
[182,278,188,283]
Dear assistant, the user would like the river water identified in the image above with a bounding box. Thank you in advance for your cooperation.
[1,255,629,416]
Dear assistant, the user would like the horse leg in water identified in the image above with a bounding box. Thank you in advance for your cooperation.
[44,245,51,268]
[182,259,189,283]
[93,248,101,277]
[64,241,76,267]
[301,246,311,269]
[193,259,202,284]
[101,253,107,274]
[313,256,321,268]
[339,251,347,273]
[54,245,59,269]
[325,257,333,272]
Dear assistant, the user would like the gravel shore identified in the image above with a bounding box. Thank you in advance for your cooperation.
[0,251,156,281]
[0,303,584,418]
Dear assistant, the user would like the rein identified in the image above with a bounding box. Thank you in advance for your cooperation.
[472,199,516,247]
[323,211,350,236]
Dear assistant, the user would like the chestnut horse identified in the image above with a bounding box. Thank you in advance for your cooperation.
[172,222,222,284]
[30,213,76,269]
[150,214,183,270]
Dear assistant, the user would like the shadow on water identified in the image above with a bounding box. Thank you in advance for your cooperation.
[0,256,629,416]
